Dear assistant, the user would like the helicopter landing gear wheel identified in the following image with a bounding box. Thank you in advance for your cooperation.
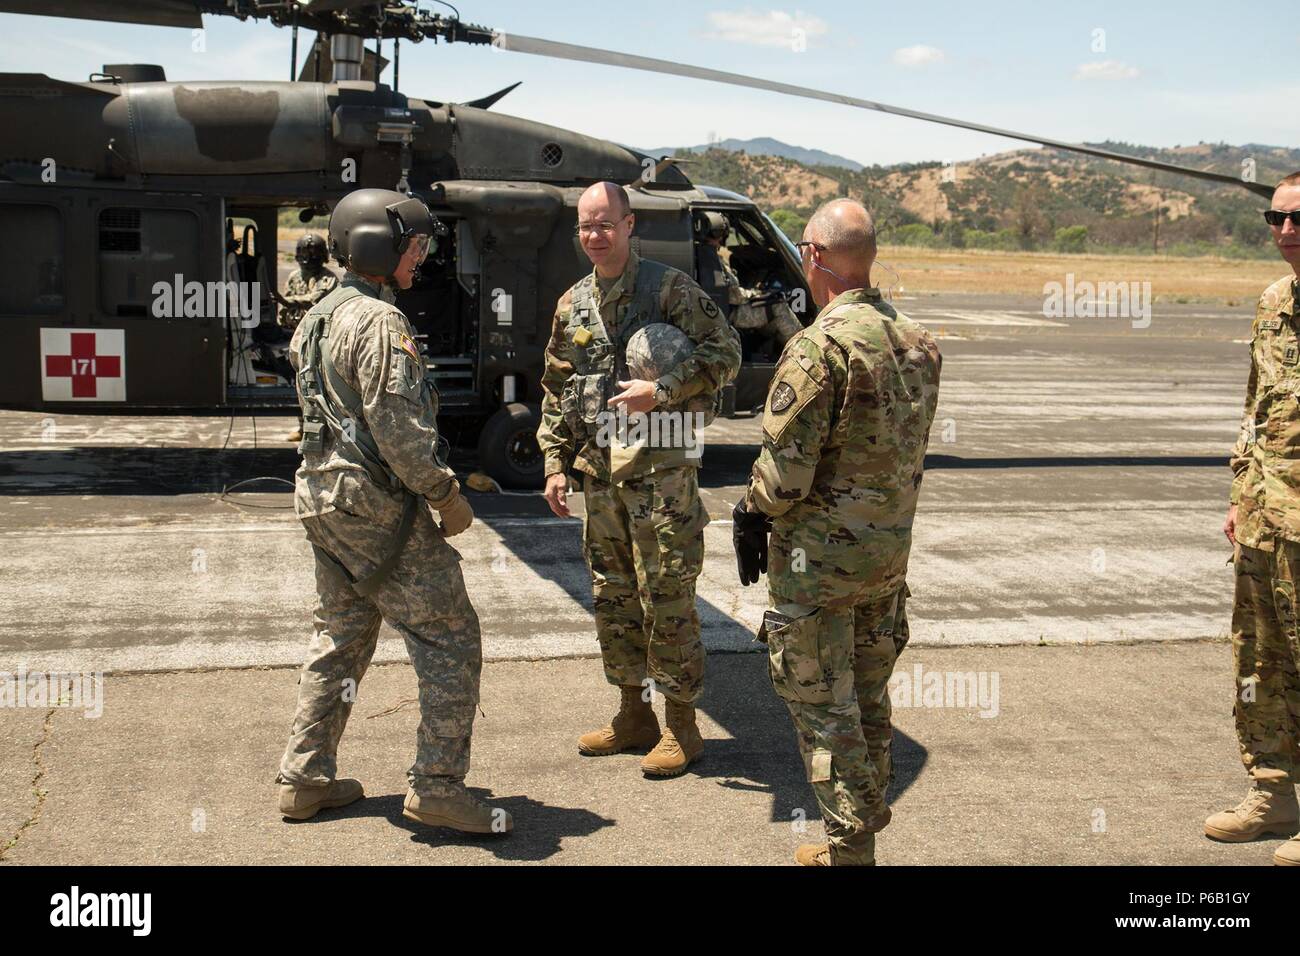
[477,402,544,489]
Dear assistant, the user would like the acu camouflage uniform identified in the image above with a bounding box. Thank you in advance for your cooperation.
[745,287,941,864]
[705,246,801,346]
[538,252,741,704]
[1228,274,1300,795]
[277,273,483,799]
[280,266,340,328]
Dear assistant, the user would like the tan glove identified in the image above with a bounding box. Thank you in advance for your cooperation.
[427,482,473,537]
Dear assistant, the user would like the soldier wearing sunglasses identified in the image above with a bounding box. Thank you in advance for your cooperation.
[1211,171,1300,866]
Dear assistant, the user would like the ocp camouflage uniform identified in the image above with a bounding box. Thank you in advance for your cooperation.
[538,252,741,703]
[746,287,941,864]
[1228,274,1300,794]
[280,267,339,328]
[277,273,482,798]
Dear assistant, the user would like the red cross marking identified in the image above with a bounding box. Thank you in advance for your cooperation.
[44,332,122,399]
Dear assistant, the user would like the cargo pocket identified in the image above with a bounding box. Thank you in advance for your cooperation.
[327,468,404,530]
[652,473,708,582]
[766,606,833,706]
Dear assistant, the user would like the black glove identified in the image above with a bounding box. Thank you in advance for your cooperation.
[733,496,772,587]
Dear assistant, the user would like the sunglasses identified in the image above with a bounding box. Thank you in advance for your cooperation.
[795,241,826,254]
[1264,209,1300,227]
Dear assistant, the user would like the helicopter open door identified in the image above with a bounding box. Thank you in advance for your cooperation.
[689,196,813,411]
[0,184,226,411]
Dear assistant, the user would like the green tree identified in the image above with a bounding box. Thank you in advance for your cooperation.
[768,208,808,243]
[1053,225,1088,253]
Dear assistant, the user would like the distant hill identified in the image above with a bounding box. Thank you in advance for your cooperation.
[668,140,1300,257]
[635,136,863,171]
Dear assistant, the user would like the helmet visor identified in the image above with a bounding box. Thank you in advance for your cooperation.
[403,234,431,265]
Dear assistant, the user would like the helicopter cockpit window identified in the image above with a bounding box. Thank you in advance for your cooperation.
[0,203,64,316]
[97,207,200,319]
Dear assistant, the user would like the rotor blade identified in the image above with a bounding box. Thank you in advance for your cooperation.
[0,0,202,27]
[493,32,1276,199]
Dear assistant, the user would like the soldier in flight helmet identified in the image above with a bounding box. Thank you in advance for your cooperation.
[275,189,513,835]
[279,232,340,441]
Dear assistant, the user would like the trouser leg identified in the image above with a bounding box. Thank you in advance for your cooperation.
[1234,542,1300,790]
[277,542,383,787]
[624,467,707,705]
[583,473,649,689]
[766,602,884,865]
[853,586,908,793]
[367,507,483,794]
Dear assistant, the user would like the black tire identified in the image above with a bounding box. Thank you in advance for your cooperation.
[477,402,544,489]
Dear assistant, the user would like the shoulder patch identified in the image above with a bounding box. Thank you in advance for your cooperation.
[697,291,721,320]
[395,332,422,366]
[761,359,826,445]
[770,381,797,413]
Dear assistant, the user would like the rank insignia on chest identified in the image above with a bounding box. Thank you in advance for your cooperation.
[573,326,593,347]
[770,381,797,413]
[1286,343,1299,366]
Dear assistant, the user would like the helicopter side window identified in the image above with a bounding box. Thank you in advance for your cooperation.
[97,207,200,318]
[0,203,64,316]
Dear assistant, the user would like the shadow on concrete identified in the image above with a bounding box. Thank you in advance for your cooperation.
[700,444,1225,487]
[334,790,614,862]
[0,446,303,495]
[691,652,927,821]
[0,441,1223,496]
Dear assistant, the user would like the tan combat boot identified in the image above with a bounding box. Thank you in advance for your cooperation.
[578,685,661,756]
[641,698,704,777]
[1204,786,1299,842]
[278,778,364,820]
[795,843,832,866]
[403,785,513,834]
[1275,836,1300,866]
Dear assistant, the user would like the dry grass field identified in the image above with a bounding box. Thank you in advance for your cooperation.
[876,244,1288,304]
[276,225,1287,305]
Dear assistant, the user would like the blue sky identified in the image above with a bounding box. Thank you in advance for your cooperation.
[2,1,1296,166]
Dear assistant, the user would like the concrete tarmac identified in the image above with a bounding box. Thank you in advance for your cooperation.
[1,289,1287,865]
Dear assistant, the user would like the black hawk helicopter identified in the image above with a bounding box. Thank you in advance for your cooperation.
[0,0,1273,486]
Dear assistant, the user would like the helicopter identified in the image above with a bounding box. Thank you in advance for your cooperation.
[0,1,1274,487]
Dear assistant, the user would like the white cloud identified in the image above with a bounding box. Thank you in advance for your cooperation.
[892,45,946,67]
[1074,60,1140,81]
[701,9,830,48]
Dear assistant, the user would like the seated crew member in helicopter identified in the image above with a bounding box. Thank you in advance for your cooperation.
[695,213,801,350]
[281,233,339,442]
